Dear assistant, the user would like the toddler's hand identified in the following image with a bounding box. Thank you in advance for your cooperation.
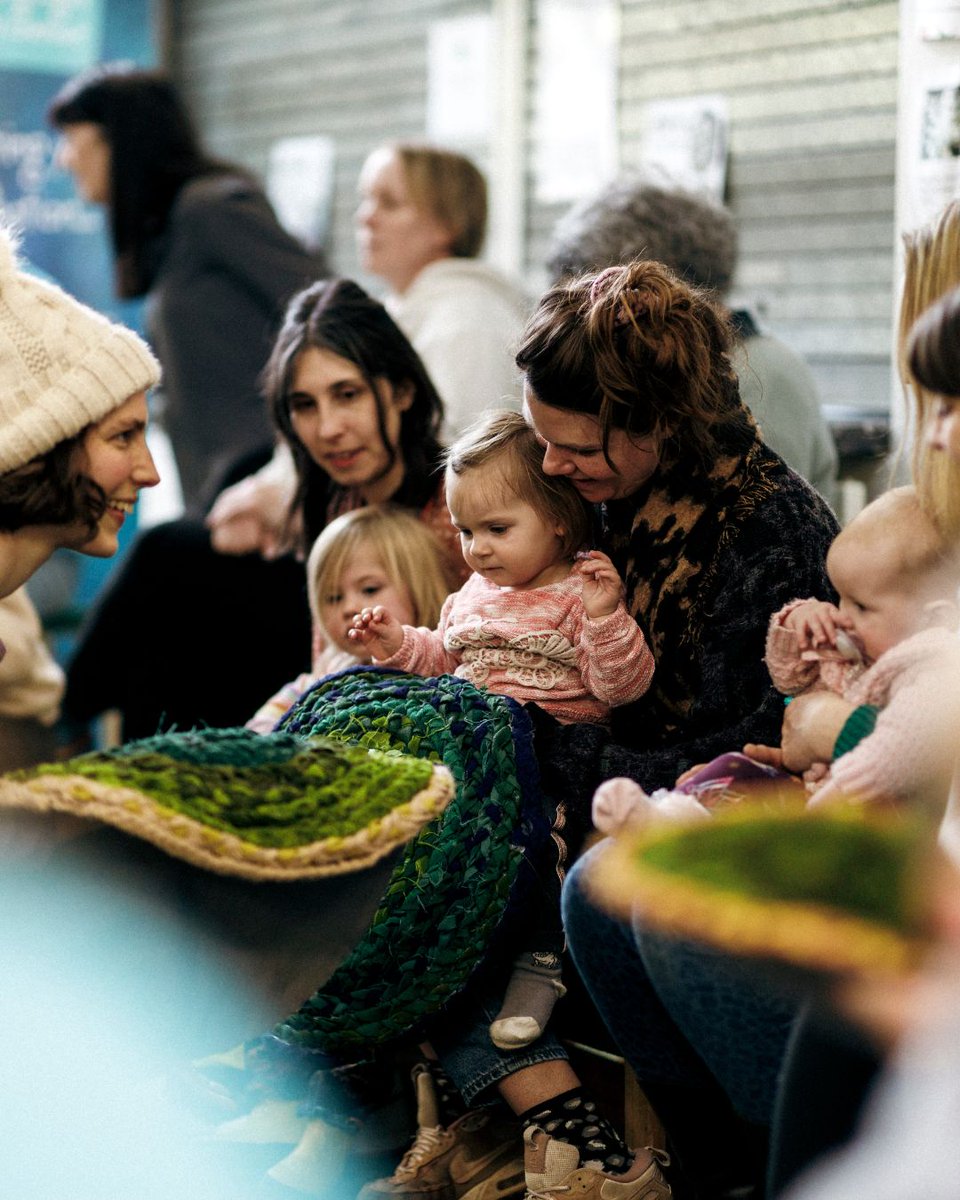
[577,550,624,619]
[783,599,851,652]
[348,606,404,659]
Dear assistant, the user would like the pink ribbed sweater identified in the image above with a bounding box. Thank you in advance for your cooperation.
[766,603,960,812]
[383,570,654,725]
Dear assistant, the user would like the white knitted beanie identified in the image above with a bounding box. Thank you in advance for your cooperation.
[0,225,161,473]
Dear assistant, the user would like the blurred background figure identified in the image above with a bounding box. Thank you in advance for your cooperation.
[547,176,839,511]
[356,141,529,441]
[47,64,329,747]
[48,62,329,515]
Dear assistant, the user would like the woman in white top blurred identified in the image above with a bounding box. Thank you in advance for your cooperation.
[357,142,528,440]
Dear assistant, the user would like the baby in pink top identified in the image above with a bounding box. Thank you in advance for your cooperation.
[761,484,960,809]
[352,413,653,724]
[351,409,655,1049]
[595,486,960,840]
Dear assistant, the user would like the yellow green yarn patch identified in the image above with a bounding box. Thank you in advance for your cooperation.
[635,810,927,934]
[18,732,434,850]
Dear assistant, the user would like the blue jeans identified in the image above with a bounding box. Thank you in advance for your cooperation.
[425,964,569,1107]
[562,841,797,1125]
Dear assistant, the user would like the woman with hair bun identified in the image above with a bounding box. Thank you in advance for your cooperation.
[518,259,839,790]
[363,259,840,1200]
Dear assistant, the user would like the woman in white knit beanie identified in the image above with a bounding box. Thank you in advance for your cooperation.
[0,224,161,599]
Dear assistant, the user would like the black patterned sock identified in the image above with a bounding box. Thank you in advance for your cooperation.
[519,1087,632,1174]
[425,1060,467,1126]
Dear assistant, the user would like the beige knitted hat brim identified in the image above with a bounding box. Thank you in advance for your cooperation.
[0,225,161,472]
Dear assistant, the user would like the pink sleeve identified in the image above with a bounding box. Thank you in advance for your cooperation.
[765,601,820,695]
[379,590,461,677]
[808,657,960,813]
[578,603,655,706]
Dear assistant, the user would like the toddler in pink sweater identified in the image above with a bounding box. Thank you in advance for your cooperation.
[351,409,655,1049]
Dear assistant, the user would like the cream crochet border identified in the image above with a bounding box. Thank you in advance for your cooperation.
[587,824,925,979]
[0,765,455,881]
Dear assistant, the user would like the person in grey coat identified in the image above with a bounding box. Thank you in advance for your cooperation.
[547,176,840,511]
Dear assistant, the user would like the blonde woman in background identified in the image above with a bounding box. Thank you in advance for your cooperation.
[357,142,529,441]
[898,199,960,541]
[759,198,960,1197]
[775,283,960,1200]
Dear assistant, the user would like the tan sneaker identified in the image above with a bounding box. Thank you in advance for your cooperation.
[358,1064,525,1200]
[522,1125,671,1200]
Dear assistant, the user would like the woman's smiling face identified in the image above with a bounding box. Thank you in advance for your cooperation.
[69,391,160,556]
[286,346,412,503]
[522,385,659,504]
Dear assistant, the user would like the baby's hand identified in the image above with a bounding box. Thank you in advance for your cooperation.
[348,606,404,659]
[783,599,850,652]
[802,761,830,790]
[742,742,785,770]
[577,550,624,619]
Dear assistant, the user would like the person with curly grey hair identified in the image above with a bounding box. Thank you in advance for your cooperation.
[547,178,839,509]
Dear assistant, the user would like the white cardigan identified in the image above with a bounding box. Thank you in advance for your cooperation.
[387,257,530,441]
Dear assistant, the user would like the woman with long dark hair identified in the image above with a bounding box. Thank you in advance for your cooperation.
[262,277,456,563]
[60,279,463,740]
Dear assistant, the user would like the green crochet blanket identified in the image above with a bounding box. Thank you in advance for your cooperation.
[266,666,549,1056]
[3,667,551,1069]
[0,726,453,880]
[590,803,938,979]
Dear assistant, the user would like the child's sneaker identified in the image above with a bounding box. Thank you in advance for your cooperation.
[358,1063,525,1200]
[522,1124,671,1200]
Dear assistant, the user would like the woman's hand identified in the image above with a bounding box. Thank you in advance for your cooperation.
[777,691,855,773]
[578,550,625,619]
[205,446,297,558]
[348,605,404,659]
